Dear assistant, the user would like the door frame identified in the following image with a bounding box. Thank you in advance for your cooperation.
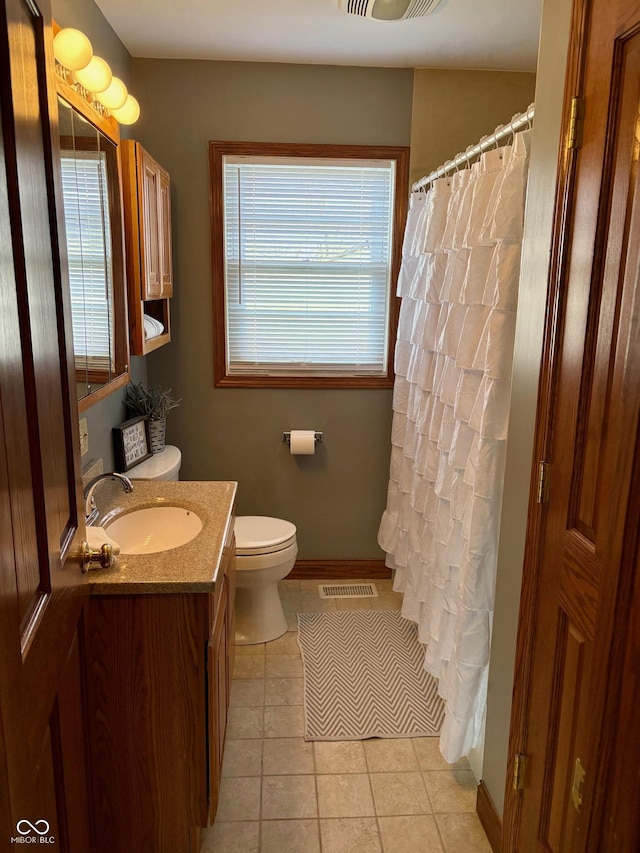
[503,0,640,849]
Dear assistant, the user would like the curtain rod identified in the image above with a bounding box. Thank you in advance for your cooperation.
[412,103,535,192]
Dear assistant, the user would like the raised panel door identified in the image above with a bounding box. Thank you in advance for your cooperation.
[0,0,90,846]
[86,593,207,852]
[159,165,173,297]
[508,1,640,850]
[140,147,161,299]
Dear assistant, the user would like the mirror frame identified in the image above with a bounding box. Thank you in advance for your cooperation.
[54,39,130,412]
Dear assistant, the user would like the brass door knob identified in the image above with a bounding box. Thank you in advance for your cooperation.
[80,541,114,573]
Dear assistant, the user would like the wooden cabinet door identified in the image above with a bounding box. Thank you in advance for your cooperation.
[140,147,162,299]
[159,165,173,298]
[0,1,90,847]
[139,149,172,300]
[86,594,207,853]
[226,544,236,692]
[507,0,640,850]
[208,574,228,823]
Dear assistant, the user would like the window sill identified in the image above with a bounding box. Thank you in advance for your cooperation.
[213,373,395,389]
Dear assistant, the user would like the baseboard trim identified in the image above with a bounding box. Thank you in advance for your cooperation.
[289,559,391,580]
[477,781,502,853]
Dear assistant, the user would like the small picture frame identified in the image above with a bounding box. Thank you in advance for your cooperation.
[112,415,153,472]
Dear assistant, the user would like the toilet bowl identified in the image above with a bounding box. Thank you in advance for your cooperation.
[234,516,297,645]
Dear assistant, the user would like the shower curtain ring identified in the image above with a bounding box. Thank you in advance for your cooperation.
[464,145,474,169]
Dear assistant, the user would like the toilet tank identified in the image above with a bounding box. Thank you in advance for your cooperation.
[126,445,182,481]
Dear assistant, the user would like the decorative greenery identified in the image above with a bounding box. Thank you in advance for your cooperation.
[124,382,181,421]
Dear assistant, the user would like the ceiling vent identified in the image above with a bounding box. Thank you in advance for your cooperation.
[339,0,443,21]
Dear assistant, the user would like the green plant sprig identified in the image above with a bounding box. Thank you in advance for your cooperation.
[124,382,181,421]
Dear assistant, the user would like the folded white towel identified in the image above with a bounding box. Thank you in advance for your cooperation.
[143,314,165,340]
[86,526,121,566]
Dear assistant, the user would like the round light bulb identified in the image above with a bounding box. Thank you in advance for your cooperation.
[53,28,93,71]
[75,56,112,93]
[96,77,128,111]
[110,95,140,125]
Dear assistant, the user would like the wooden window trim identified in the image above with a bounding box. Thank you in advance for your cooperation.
[209,140,409,389]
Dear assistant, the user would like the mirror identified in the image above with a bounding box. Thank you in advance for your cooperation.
[57,87,129,410]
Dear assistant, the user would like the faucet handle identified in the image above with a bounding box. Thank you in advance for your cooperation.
[80,541,115,573]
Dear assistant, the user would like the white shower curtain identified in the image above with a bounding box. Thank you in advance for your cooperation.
[378,131,531,762]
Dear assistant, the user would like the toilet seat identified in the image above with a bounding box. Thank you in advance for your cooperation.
[235,516,297,556]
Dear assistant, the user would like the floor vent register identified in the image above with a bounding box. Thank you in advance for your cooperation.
[318,583,378,599]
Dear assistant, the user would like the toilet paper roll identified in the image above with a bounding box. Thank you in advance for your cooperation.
[289,430,316,455]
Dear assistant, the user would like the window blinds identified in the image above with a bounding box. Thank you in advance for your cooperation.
[60,152,114,372]
[222,156,395,376]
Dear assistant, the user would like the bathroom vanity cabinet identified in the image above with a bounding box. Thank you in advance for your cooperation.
[121,139,173,356]
[84,509,235,853]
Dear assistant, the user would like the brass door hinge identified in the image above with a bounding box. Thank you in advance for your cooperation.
[537,461,551,504]
[568,97,585,150]
[513,753,526,791]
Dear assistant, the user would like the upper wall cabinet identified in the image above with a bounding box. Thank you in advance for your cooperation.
[121,140,173,355]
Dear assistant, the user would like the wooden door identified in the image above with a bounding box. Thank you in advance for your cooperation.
[158,165,173,298]
[140,147,161,299]
[0,0,90,848]
[505,0,640,850]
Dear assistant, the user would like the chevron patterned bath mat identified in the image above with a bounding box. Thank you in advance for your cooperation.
[297,610,445,740]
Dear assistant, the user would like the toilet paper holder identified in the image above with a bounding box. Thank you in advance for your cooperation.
[282,431,323,445]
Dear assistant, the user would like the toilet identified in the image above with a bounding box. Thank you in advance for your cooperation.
[126,445,182,481]
[125,451,295,645]
[234,516,298,645]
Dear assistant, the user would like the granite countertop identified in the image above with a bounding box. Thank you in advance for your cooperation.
[84,479,237,595]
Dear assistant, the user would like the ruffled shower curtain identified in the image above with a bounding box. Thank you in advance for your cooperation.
[378,131,531,762]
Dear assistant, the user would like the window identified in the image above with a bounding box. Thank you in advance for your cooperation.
[210,142,409,387]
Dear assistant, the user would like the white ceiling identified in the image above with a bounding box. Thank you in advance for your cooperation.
[95,0,542,71]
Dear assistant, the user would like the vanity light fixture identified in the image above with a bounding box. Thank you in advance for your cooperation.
[110,95,140,126]
[96,76,128,111]
[75,55,112,93]
[53,27,92,70]
[53,25,140,125]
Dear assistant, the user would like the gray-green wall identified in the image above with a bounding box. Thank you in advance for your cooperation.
[410,69,537,186]
[131,58,535,561]
[132,59,414,558]
[50,0,538,567]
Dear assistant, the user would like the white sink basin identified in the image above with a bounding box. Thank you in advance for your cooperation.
[106,506,203,554]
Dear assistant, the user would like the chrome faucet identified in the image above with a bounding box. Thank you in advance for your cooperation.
[84,472,133,525]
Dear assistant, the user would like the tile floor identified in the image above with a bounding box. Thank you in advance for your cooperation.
[200,579,492,853]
